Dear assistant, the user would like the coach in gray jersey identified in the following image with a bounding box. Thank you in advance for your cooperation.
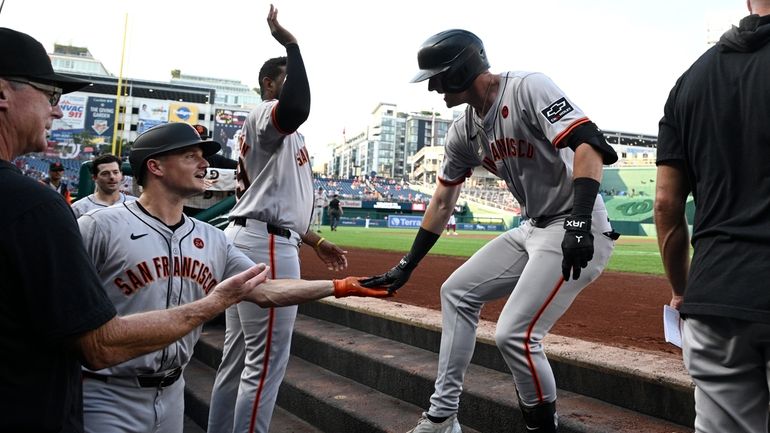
[71,153,135,218]
[364,29,618,433]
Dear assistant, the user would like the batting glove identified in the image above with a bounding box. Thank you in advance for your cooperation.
[561,215,594,281]
[333,277,392,298]
[359,255,413,293]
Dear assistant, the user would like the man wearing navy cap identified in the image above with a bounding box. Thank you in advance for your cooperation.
[43,161,72,204]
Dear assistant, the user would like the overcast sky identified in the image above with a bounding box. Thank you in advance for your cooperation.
[0,0,747,163]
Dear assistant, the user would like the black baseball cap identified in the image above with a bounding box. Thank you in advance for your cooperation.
[0,28,89,93]
[49,162,65,171]
[130,123,221,184]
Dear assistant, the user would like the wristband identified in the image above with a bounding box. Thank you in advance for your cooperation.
[572,177,600,216]
[315,237,326,249]
[401,227,441,272]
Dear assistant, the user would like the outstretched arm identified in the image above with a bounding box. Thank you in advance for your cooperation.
[76,264,270,370]
[249,277,391,307]
[361,182,462,292]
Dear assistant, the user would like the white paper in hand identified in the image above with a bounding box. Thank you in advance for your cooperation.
[663,305,683,348]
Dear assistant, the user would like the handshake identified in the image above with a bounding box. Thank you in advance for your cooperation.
[332,277,394,299]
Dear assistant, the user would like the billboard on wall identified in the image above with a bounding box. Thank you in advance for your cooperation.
[50,94,87,143]
[137,101,169,133]
[168,102,199,124]
[85,97,116,146]
[213,108,249,159]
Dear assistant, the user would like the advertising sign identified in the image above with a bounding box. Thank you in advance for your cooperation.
[168,102,199,124]
[386,215,423,228]
[137,101,169,133]
[51,94,87,143]
[85,97,116,145]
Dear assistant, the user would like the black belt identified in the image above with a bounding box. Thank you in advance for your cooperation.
[232,217,291,239]
[530,213,569,228]
[82,367,183,388]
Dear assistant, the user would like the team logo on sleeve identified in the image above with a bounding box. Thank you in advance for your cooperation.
[541,97,573,124]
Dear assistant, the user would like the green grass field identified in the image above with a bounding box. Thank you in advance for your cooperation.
[319,227,667,275]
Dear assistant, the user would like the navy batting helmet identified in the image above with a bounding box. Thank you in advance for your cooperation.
[410,29,490,93]
[129,122,220,186]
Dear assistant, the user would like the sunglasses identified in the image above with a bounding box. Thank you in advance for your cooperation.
[4,77,63,106]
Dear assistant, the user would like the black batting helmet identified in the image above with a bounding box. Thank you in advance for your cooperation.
[129,122,221,186]
[410,29,490,93]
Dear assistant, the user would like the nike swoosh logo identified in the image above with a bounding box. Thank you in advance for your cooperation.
[130,233,149,240]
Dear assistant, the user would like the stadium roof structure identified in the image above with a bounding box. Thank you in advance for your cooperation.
[59,73,216,104]
[603,130,657,148]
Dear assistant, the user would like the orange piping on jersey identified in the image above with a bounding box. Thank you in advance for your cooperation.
[524,276,564,404]
[270,102,293,136]
[437,169,472,186]
[248,234,277,433]
[437,177,465,187]
[552,117,590,148]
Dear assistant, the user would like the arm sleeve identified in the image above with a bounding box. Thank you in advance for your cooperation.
[274,43,310,133]
[437,115,481,186]
[10,200,115,340]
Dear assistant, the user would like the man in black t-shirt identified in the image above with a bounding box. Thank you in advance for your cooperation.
[328,193,343,231]
[0,28,274,433]
[655,2,770,432]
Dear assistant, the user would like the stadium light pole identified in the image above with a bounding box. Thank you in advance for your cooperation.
[111,13,128,156]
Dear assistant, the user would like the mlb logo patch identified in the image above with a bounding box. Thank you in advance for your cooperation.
[541,97,573,124]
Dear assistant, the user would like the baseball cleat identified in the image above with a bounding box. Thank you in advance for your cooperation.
[406,413,462,433]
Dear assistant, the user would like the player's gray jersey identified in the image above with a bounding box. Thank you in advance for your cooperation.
[71,193,135,219]
[230,99,314,234]
[78,200,254,376]
[439,71,605,219]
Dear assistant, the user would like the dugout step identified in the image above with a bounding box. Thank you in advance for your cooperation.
[195,321,690,433]
[289,313,690,433]
[298,298,695,427]
[183,358,322,433]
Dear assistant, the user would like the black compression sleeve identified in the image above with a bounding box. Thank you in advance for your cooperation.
[565,121,618,165]
[401,227,441,271]
[572,177,600,216]
[275,43,310,133]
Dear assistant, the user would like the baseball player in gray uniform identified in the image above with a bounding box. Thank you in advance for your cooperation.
[313,186,328,232]
[207,6,349,433]
[78,122,386,433]
[363,30,618,433]
[71,153,135,218]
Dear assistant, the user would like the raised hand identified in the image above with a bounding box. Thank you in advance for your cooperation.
[267,4,297,46]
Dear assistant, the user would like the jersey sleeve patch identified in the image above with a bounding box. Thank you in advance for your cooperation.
[541,97,574,124]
